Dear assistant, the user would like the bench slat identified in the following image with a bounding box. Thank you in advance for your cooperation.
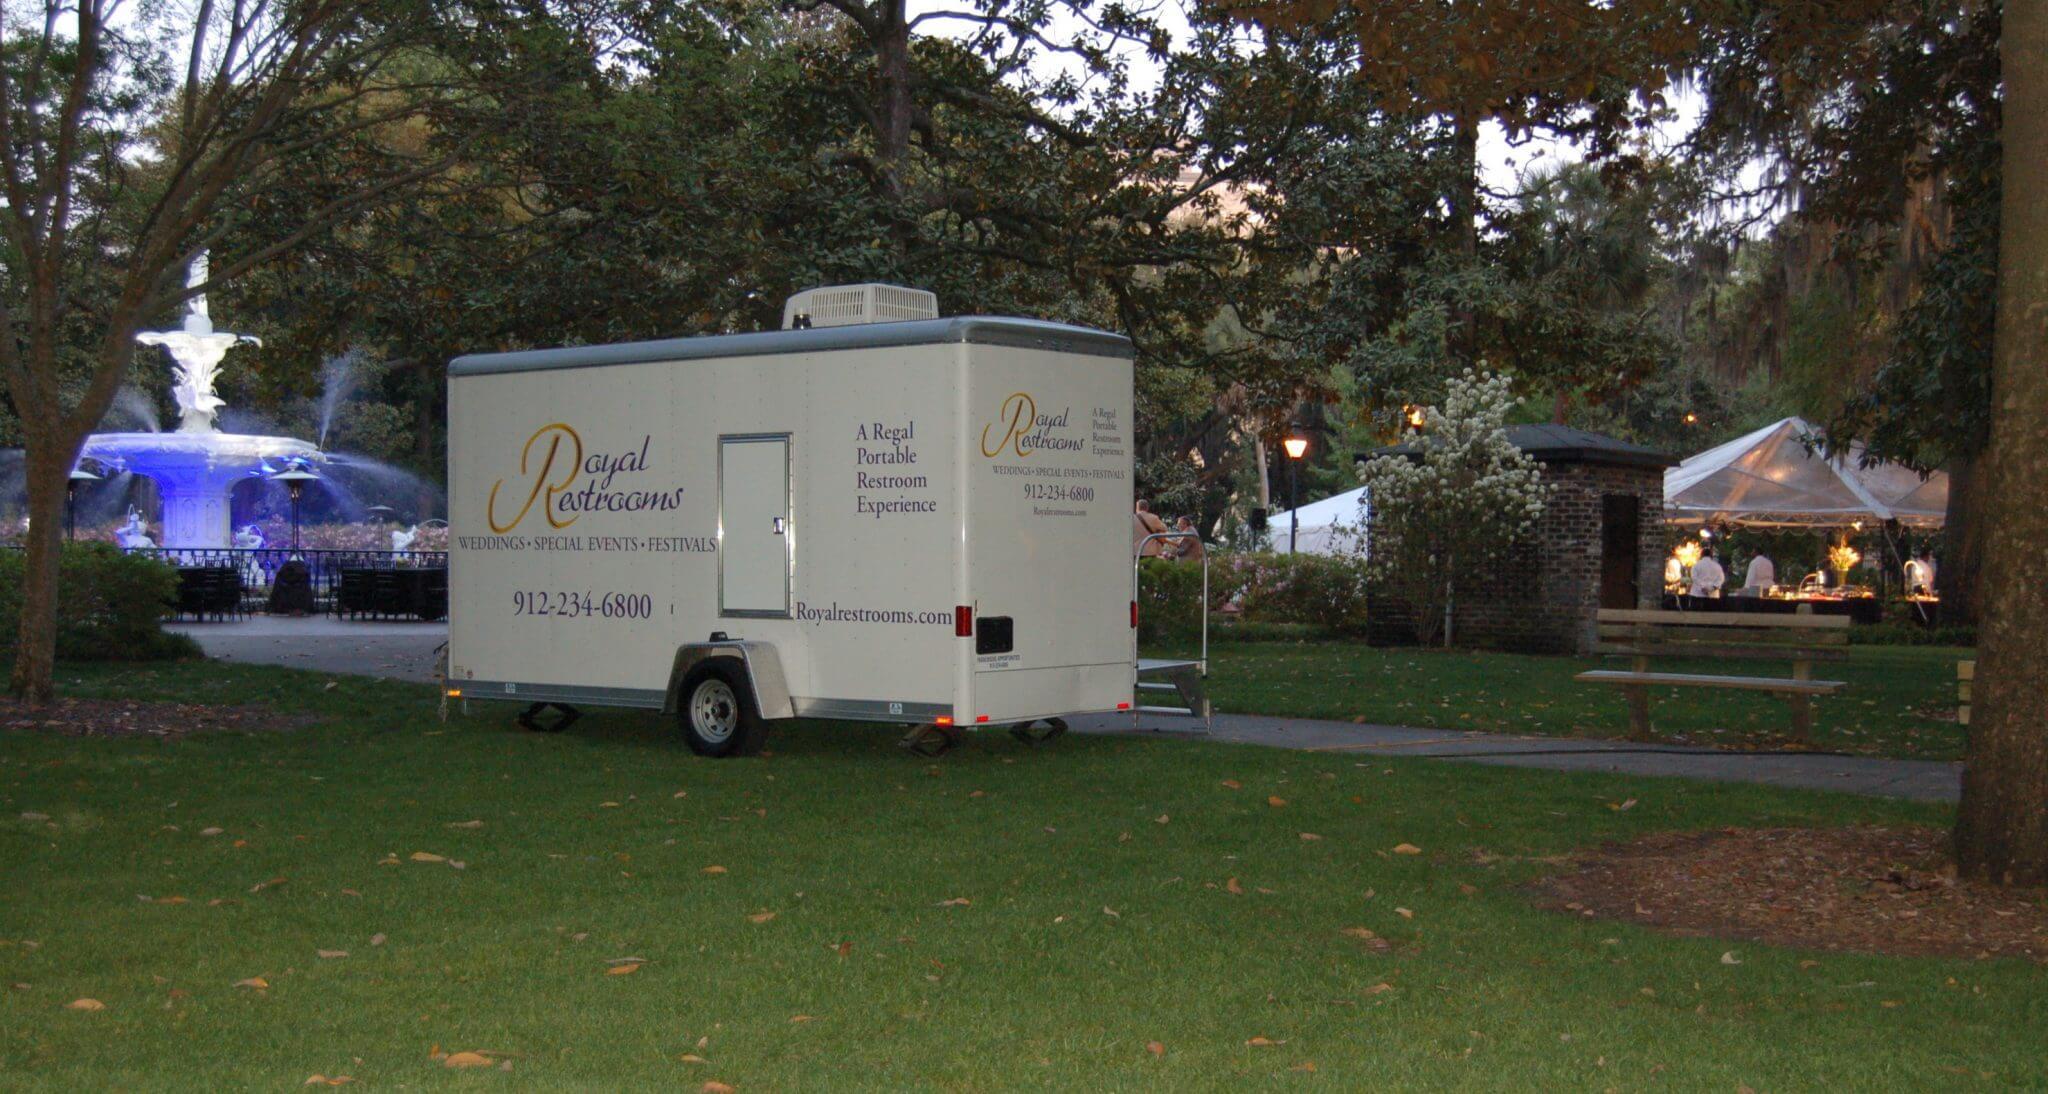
[1596,608,1854,630]
[1576,669,1846,695]
[1595,643,1851,662]
[1598,626,1849,646]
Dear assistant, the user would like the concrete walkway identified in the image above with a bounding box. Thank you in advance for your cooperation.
[167,618,1961,802]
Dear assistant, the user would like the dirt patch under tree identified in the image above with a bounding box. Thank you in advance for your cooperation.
[0,697,318,741]
[1536,826,2048,961]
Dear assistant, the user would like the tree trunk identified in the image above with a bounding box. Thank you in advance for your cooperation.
[1954,0,2048,886]
[1936,453,1983,624]
[1448,113,1481,367]
[9,437,77,703]
[874,0,914,200]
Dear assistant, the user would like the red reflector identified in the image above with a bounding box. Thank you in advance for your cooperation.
[935,716,954,726]
[1117,702,1131,710]
[1129,600,1138,628]
[975,715,990,723]
[955,605,974,637]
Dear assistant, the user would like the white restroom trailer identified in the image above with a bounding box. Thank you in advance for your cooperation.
[444,308,1148,755]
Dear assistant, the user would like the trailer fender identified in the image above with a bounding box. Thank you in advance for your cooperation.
[664,642,795,721]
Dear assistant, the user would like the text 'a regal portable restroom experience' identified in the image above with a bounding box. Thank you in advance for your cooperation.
[443,284,1198,756]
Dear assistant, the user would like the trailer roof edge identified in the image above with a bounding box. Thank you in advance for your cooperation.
[448,316,1133,376]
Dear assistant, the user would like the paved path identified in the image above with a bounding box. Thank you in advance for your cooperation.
[168,619,1961,802]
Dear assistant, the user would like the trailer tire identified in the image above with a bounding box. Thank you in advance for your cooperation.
[1009,718,1068,746]
[677,662,768,757]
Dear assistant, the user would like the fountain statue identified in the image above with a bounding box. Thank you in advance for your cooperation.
[81,253,322,550]
[134,254,263,433]
[391,523,419,553]
[115,507,157,549]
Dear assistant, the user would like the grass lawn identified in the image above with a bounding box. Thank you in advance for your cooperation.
[1157,641,1971,760]
[3,660,2040,1089]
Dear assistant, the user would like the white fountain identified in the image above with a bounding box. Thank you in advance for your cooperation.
[81,255,322,550]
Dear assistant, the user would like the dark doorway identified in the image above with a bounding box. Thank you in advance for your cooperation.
[1600,494,1641,609]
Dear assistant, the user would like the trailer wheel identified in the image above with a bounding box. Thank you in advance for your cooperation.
[677,662,767,757]
[1008,718,1068,746]
[898,723,960,757]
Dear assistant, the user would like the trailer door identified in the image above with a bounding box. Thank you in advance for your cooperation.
[719,433,793,617]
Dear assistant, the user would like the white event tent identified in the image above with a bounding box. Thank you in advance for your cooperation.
[1271,485,1370,555]
[1664,417,1948,528]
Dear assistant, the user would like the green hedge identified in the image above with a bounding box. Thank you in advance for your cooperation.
[0,543,201,661]
[1138,552,1370,643]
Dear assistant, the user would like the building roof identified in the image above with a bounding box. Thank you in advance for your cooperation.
[1358,423,1677,470]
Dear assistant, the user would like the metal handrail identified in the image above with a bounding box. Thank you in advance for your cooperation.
[1133,530,1208,675]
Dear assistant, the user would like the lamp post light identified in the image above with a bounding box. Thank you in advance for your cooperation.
[270,461,320,555]
[1281,434,1309,555]
[66,465,100,542]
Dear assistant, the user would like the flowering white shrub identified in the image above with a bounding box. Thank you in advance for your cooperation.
[1358,369,1549,646]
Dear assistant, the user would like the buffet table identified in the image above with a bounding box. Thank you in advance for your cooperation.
[1662,592,1885,625]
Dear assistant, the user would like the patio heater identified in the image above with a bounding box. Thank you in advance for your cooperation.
[270,460,320,555]
[66,465,100,542]
[1282,434,1309,554]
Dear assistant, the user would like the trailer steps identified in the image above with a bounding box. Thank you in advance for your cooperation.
[1134,658,1211,732]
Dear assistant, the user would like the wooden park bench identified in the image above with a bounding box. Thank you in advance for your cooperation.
[1576,608,1852,742]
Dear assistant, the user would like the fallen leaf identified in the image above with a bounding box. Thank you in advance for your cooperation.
[340,889,361,898]
[701,1083,736,1094]
[1392,843,1422,855]
[154,896,188,905]
[1225,877,1245,895]
[1395,907,1414,920]
[1101,906,1120,918]
[1220,780,1242,790]
[1146,1041,1165,1057]
[1246,1036,1282,1046]
[370,933,387,947]
[789,1014,815,1023]
[1299,832,1322,842]
[377,856,400,866]
[1340,927,1377,939]
[937,897,972,907]
[409,852,445,863]
[607,963,643,976]
[678,1054,708,1064]
[20,812,50,822]
[747,911,777,924]
[1365,982,1394,995]
[63,998,105,1011]
[303,1076,354,1086]
[1267,796,1287,808]
[446,820,484,829]
[1721,951,1742,966]
[672,789,689,798]
[317,949,348,960]
[199,827,224,837]
[442,1051,493,1068]
[834,941,853,957]
[600,801,621,808]
[701,865,728,875]
[1291,1062,1318,1073]
[234,977,269,990]
[250,876,287,893]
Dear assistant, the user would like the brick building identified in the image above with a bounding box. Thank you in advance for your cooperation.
[1362,425,1675,654]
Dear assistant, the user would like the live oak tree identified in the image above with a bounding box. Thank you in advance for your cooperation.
[1956,0,2048,886]
[0,0,469,701]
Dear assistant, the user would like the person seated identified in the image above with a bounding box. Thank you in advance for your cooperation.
[1171,516,1205,562]
[1688,549,1726,598]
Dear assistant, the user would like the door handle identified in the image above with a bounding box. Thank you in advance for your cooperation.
[772,517,786,535]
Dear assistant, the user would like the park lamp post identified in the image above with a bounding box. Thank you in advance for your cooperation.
[66,465,100,542]
[271,460,319,555]
[1282,434,1309,555]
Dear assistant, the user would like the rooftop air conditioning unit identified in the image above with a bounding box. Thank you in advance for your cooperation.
[782,283,938,330]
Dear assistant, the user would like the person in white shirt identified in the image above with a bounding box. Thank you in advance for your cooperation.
[1689,549,1727,598]
[1744,552,1775,592]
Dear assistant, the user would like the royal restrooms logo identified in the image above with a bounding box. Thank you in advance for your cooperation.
[978,392,1084,458]
[487,423,686,533]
